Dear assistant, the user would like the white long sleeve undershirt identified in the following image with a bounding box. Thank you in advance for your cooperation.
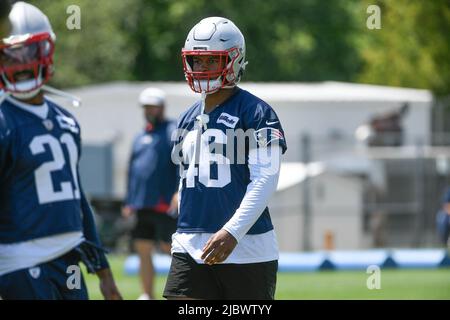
[171,145,281,264]
[222,145,281,242]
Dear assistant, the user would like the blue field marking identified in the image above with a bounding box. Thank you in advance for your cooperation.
[391,249,448,269]
[277,252,334,272]
[327,250,397,270]
[123,249,450,275]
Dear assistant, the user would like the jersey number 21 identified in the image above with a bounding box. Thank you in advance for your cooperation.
[29,133,81,204]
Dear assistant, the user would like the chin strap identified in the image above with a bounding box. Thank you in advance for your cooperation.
[196,91,209,131]
[42,85,82,108]
[0,91,9,104]
[1,85,82,108]
[193,91,208,169]
[11,88,41,100]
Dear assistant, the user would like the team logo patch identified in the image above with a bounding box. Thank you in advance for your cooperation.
[217,112,239,128]
[56,115,79,134]
[42,119,54,131]
[29,267,41,279]
[254,127,284,147]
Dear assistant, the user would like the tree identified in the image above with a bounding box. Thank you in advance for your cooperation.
[28,0,139,88]
[357,0,450,96]
[129,0,362,82]
[24,0,449,100]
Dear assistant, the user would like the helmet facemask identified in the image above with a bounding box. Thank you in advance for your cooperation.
[182,47,241,94]
[0,32,54,99]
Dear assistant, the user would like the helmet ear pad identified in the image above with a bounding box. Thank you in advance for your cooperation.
[223,47,247,86]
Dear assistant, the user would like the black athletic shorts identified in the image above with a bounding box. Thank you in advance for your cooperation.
[131,209,177,243]
[163,252,278,300]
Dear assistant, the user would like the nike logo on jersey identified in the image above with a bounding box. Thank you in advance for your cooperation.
[217,112,239,128]
[266,120,279,125]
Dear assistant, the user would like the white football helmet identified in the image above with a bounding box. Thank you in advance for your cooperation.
[138,87,166,107]
[0,1,55,99]
[182,17,247,94]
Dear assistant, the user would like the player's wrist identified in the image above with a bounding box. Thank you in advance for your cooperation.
[221,225,241,243]
[96,267,113,279]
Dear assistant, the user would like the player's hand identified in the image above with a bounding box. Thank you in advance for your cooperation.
[167,193,179,218]
[168,193,178,215]
[121,206,134,218]
[97,268,123,300]
[201,229,237,265]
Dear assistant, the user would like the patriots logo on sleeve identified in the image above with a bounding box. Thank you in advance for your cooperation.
[253,127,284,148]
[56,114,79,134]
[53,107,79,134]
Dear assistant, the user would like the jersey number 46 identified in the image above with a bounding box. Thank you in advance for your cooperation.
[181,129,231,188]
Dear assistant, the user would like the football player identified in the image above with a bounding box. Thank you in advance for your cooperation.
[163,17,287,299]
[0,2,121,300]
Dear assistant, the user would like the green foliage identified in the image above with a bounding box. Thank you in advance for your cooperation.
[25,0,449,95]
[357,0,450,95]
[126,0,362,82]
[28,0,139,88]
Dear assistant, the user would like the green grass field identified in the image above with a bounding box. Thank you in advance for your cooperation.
[83,255,450,300]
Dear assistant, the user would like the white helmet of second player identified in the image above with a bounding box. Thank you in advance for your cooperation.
[139,87,166,107]
[0,1,56,99]
[182,17,247,94]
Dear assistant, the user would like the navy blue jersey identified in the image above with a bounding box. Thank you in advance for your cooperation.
[175,88,287,234]
[0,251,89,299]
[125,120,178,210]
[0,98,85,243]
